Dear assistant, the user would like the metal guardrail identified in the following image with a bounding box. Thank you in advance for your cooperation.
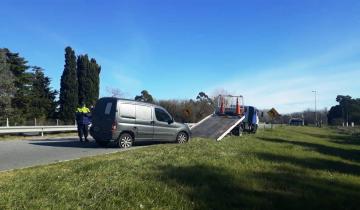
[258,123,286,129]
[0,125,77,136]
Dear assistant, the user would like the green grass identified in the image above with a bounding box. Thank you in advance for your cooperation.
[333,126,360,137]
[1,126,360,210]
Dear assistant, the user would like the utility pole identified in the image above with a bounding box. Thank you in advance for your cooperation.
[312,90,317,126]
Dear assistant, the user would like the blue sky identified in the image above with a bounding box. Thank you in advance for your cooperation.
[1,0,360,113]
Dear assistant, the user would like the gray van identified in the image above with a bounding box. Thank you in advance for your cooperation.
[90,97,191,148]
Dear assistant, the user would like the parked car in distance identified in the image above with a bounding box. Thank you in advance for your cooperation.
[289,118,304,126]
[90,97,191,148]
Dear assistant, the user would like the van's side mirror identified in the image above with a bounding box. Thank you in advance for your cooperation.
[168,119,174,124]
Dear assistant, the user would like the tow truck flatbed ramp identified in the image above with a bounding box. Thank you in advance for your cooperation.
[191,115,245,141]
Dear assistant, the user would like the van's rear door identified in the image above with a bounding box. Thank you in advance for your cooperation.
[91,98,117,140]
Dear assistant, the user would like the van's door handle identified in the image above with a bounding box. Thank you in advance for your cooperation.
[150,121,155,124]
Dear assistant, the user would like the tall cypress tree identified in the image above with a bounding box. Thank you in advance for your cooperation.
[77,54,90,105]
[77,55,101,106]
[89,58,101,106]
[59,47,78,123]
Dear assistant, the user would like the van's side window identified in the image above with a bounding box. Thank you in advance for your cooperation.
[105,103,112,115]
[155,108,171,122]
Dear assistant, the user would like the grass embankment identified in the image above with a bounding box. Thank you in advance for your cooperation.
[0,132,77,141]
[1,126,360,209]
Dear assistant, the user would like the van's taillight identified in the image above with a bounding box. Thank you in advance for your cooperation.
[112,122,117,132]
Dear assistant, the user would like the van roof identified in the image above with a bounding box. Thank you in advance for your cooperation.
[99,97,163,108]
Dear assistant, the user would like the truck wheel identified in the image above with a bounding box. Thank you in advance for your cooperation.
[231,127,239,136]
[176,132,188,144]
[252,125,258,134]
[118,133,133,148]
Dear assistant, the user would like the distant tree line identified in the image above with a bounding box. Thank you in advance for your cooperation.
[158,92,214,123]
[267,109,328,125]
[0,47,101,125]
[133,90,214,123]
[259,95,360,126]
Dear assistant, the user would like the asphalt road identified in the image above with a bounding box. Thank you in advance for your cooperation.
[0,137,140,171]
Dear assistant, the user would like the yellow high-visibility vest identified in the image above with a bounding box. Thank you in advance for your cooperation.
[76,106,90,113]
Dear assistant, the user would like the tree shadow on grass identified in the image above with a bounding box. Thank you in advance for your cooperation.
[255,152,360,176]
[156,164,360,210]
[253,167,360,210]
[257,137,360,163]
[156,164,284,210]
[330,135,360,146]
[293,130,360,146]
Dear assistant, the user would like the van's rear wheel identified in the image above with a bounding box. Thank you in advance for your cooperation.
[176,132,188,144]
[118,133,133,148]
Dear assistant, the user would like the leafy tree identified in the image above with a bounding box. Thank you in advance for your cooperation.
[135,90,154,103]
[195,91,214,120]
[59,47,78,123]
[328,95,360,125]
[327,105,342,125]
[106,87,124,98]
[3,48,32,123]
[336,95,352,123]
[28,66,57,121]
[0,49,15,123]
[196,92,210,101]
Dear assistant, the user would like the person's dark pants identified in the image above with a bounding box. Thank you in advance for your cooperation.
[77,123,89,141]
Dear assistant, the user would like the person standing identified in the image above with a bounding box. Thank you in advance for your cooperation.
[76,102,91,142]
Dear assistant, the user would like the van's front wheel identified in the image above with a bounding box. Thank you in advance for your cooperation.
[118,133,133,148]
[176,132,188,144]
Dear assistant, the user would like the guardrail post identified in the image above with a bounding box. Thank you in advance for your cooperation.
[35,118,37,126]
[41,128,44,137]
[56,119,59,126]
[6,118,9,127]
